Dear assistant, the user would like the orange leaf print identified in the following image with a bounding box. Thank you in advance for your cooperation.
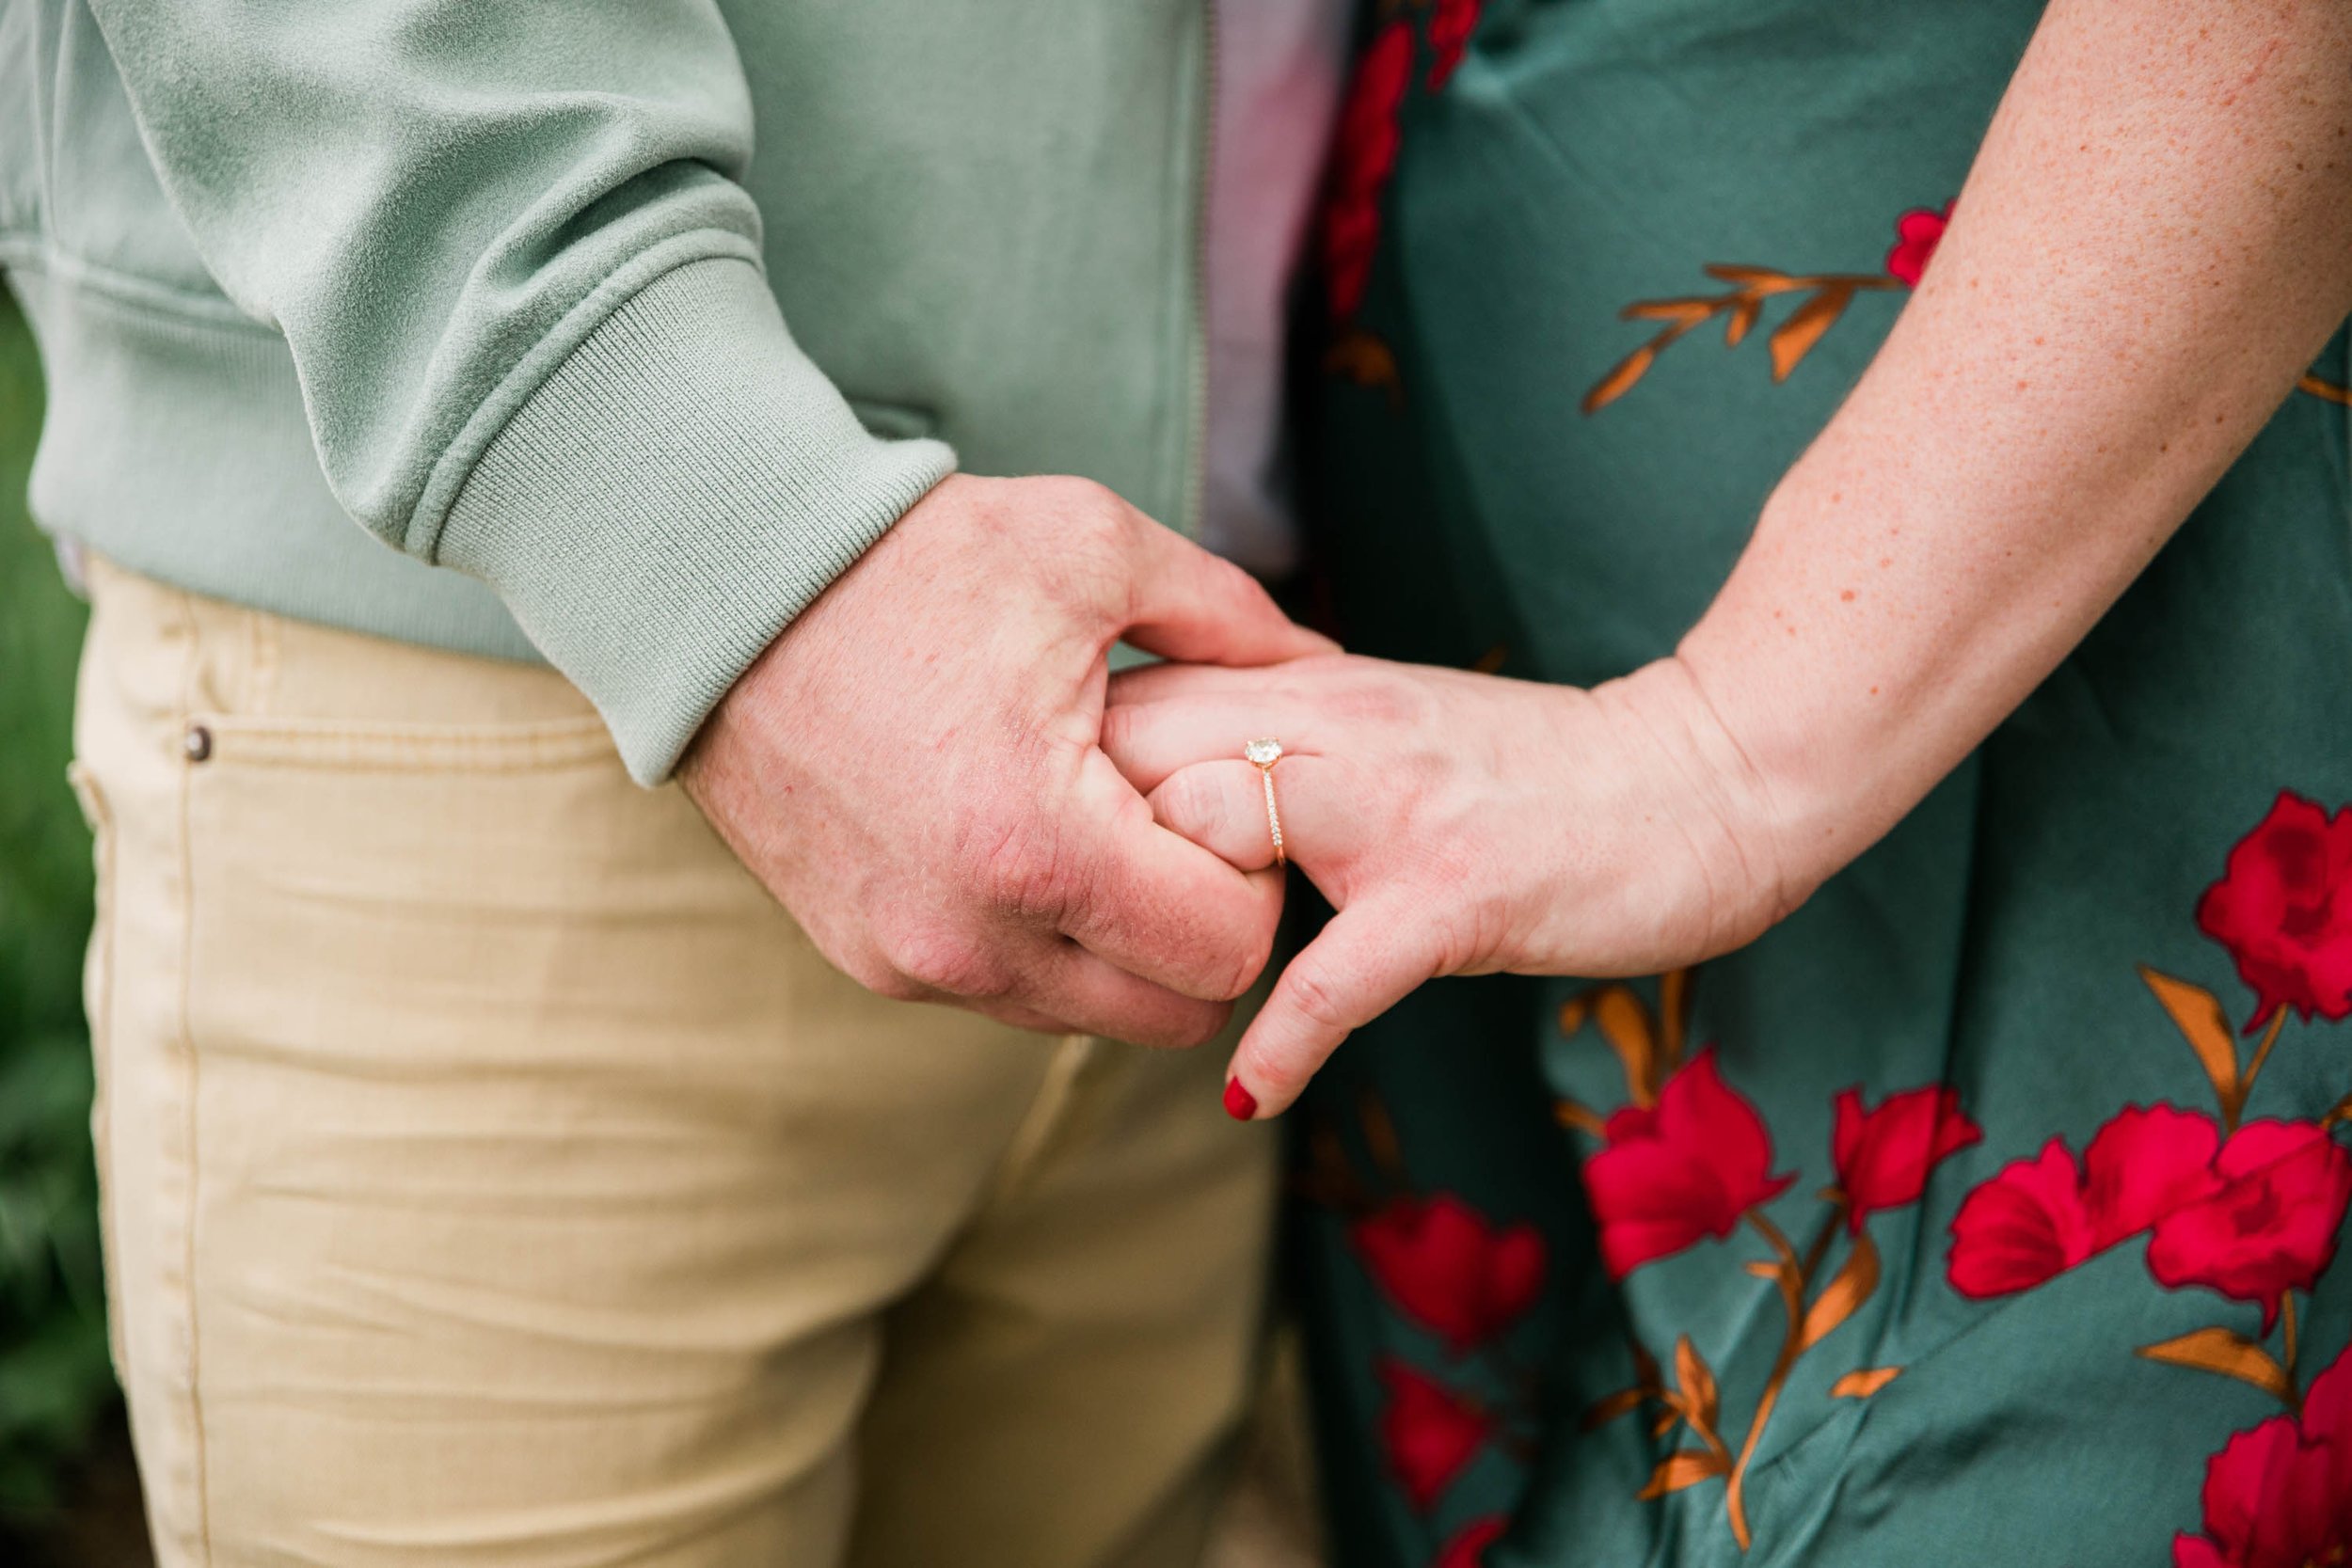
[1659,967,1692,1073]
[1326,328,1401,398]
[1582,1386,1650,1429]
[2137,1326,2293,1403]
[1675,1334,1721,1437]
[1701,262,1799,291]
[1831,1367,1901,1399]
[2139,966,2244,1126]
[1622,297,1719,325]
[1359,1087,1407,1183]
[1638,1449,1729,1500]
[1724,296,1761,347]
[2301,372,2352,406]
[1590,985,1663,1106]
[1582,344,1657,414]
[1767,285,1854,382]
[1557,993,1590,1037]
[1800,1230,1879,1351]
[1556,1098,1609,1137]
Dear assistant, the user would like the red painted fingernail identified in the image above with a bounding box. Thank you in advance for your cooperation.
[1223,1077,1259,1121]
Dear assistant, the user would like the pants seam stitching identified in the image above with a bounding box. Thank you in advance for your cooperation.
[172,585,215,1565]
[976,1034,1098,1211]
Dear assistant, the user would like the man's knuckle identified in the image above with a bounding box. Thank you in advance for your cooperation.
[1059,483,1146,593]
[883,926,1007,998]
[970,821,1074,920]
[1214,926,1274,1003]
[870,971,930,1004]
[1163,1002,1229,1050]
[1046,474,1121,523]
[841,946,923,1002]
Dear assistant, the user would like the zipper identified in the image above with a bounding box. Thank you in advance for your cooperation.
[1181,0,1216,541]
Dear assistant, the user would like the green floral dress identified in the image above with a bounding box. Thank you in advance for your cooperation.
[1290,4,2352,1565]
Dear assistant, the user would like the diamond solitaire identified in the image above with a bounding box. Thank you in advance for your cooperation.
[1245,738,1282,767]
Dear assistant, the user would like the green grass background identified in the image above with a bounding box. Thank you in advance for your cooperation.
[0,287,116,1512]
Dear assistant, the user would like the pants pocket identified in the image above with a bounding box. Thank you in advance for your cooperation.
[189,710,615,777]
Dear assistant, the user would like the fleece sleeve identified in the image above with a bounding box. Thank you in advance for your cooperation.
[85,0,956,782]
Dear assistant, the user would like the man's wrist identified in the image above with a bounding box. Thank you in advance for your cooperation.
[441,258,955,785]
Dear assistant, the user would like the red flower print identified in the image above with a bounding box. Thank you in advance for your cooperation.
[2173,1343,2352,1568]
[1583,1049,1793,1279]
[1947,1104,2221,1297]
[1884,201,1952,287]
[1376,1356,1493,1512]
[1947,1139,2102,1296]
[1350,1194,1546,1354]
[2195,790,2352,1031]
[2080,1104,2231,1238]
[1434,1515,1509,1568]
[1427,0,1484,89]
[1831,1085,1982,1233]
[1320,21,1414,324]
[2148,1118,2352,1331]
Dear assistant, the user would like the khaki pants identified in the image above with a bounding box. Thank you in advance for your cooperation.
[69,560,1277,1568]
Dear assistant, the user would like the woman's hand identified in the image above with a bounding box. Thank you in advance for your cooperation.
[1101,652,1805,1117]
[1118,0,2352,1121]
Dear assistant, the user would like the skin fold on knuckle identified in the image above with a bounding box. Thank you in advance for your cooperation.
[1096,701,1145,773]
[958,789,1077,924]
[1059,841,1245,1004]
[1277,953,1358,1048]
[835,937,928,1004]
[880,922,1011,1001]
[1156,766,1233,846]
[1206,555,1283,627]
[1025,478,1130,623]
[1156,891,1264,1004]
[1202,911,1275,1005]
[1157,999,1233,1052]
[1393,826,1508,971]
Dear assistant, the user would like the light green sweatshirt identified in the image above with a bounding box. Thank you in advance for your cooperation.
[0,1,1213,782]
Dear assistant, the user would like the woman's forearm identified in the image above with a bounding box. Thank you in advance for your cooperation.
[1674,0,2352,895]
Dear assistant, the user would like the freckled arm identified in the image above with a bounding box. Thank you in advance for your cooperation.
[1671,0,2352,892]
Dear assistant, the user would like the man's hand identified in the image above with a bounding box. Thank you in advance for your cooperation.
[679,474,1335,1048]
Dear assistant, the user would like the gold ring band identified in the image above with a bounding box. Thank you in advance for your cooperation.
[1245,737,1285,868]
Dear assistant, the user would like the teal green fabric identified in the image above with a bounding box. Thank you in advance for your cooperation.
[0,0,1211,782]
[1291,4,2352,1566]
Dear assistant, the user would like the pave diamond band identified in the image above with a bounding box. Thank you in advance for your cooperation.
[1246,738,1285,868]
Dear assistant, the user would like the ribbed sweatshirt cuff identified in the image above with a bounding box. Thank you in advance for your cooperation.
[437,257,955,784]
